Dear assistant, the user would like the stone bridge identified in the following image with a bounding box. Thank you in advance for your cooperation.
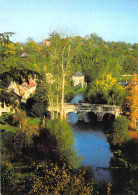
[48,103,122,121]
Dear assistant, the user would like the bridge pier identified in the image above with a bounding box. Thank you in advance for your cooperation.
[78,111,85,121]
[96,113,103,121]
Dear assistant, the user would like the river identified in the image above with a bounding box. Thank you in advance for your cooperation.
[67,93,138,194]
[67,93,114,185]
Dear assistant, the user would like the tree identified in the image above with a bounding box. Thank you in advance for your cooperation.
[31,78,48,117]
[0,32,39,108]
[47,33,80,119]
[13,111,39,157]
[45,118,81,167]
[112,116,131,146]
[29,163,97,195]
[1,162,17,194]
[125,73,138,130]
[87,74,125,105]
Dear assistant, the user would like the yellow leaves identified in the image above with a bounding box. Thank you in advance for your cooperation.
[107,182,112,195]
[94,74,117,96]
[36,46,42,54]
[29,163,98,194]
[3,42,16,55]
[125,73,138,130]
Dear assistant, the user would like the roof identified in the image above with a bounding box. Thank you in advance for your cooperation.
[22,80,36,89]
[21,52,29,58]
[43,39,50,41]
[72,72,84,77]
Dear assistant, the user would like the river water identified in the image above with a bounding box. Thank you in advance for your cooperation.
[67,93,114,185]
[67,93,138,194]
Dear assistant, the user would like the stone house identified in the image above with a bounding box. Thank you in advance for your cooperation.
[8,79,36,100]
[72,72,85,87]
[21,80,36,100]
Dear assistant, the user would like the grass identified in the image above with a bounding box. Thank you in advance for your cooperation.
[27,117,41,125]
[117,75,133,82]
[0,124,17,133]
[0,116,41,133]
[74,87,86,95]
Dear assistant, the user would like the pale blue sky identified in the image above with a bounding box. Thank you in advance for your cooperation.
[0,0,137,43]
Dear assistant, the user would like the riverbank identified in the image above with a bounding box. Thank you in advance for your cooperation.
[65,86,86,102]
[103,123,138,194]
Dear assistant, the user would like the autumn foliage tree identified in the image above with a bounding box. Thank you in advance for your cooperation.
[29,163,98,195]
[124,73,138,130]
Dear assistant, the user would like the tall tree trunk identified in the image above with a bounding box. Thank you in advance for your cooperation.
[56,89,59,118]
[60,73,65,120]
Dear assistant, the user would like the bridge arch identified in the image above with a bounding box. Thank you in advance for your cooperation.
[103,113,115,122]
[66,111,78,124]
[84,112,97,123]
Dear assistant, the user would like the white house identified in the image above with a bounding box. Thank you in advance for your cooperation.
[72,72,85,87]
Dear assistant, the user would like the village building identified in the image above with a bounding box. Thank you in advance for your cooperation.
[72,72,85,87]
[43,39,51,46]
[21,52,29,58]
[8,79,36,100]
[0,80,36,116]
[21,79,36,100]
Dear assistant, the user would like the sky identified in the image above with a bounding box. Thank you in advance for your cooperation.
[0,0,138,43]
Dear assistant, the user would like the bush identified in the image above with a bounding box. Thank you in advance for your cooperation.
[46,118,82,167]
[1,162,17,194]
[26,79,48,117]
[0,113,19,126]
[112,116,131,146]
[8,114,19,126]
[87,74,125,105]
[29,163,98,195]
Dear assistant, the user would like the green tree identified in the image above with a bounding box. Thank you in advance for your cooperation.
[112,116,131,146]
[45,118,81,167]
[47,33,80,119]
[31,78,48,117]
[0,32,39,108]
[1,161,17,194]
[87,74,125,105]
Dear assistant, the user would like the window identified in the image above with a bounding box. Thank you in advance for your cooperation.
[1,103,4,108]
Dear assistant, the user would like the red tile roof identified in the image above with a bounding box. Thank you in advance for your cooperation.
[23,80,36,88]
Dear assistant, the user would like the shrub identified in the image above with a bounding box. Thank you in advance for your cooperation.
[1,162,17,194]
[112,116,131,146]
[0,113,19,126]
[45,118,82,168]
[0,113,13,124]
[29,163,98,195]
[8,114,19,126]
